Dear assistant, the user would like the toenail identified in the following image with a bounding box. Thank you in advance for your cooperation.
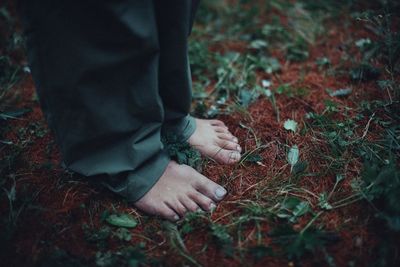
[173,215,180,221]
[233,137,239,143]
[196,207,203,212]
[215,187,227,199]
[236,145,241,152]
[210,203,217,211]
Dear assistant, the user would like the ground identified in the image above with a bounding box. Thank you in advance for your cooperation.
[1,1,399,267]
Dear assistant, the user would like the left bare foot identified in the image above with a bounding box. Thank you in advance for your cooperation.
[188,119,241,164]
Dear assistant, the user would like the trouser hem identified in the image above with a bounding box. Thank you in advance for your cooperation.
[101,150,170,203]
[162,114,196,142]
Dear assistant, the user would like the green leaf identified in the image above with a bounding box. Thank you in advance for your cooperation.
[244,153,263,163]
[355,38,372,49]
[350,63,380,82]
[0,108,31,120]
[284,119,298,132]
[329,88,352,97]
[249,39,268,49]
[336,174,345,183]
[239,89,254,107]
[282,197,301,210]
[315,57,330,67]
[105,214,138,228]
[210,223,234,257]
[292,161,308,175]
[113,228,132,242]
[292,201,310,217]
[264,89,272,97]
[287,145,300,171]
[285,228,327,259]
[261,79,272,88]
[247,55,281,73]
[211,224,232,244]
[318,192,333,210]
[249,245,273,261]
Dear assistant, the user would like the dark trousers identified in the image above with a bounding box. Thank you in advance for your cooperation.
[19,0,199,202]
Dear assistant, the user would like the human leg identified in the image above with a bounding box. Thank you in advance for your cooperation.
[154,0,242,164]
[19,0,227,220]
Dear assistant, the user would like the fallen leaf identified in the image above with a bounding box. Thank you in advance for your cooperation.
[105,214,138,228]
[262,80,272,88]
[287,145,299,172]
[329,88,352,97]
[284,119,298,132]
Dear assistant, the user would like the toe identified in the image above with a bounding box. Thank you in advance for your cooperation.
[192,174,228,202]
[217,133,237,142]
[227,150,241,164]
[188,191,215,211]
[179,195,200,212]
[214,149,241,164]
[166,200,188,218]
[217,139,242,152]
[214,126,230,134]
[158,203,180,221]
[210,120,226,127]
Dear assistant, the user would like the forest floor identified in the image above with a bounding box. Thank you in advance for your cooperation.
[1,1,399,266]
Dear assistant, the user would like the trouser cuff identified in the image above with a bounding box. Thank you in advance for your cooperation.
[101,150,170,203]
[162,115,196,141]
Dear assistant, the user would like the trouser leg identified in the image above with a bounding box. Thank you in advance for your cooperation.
[19,0,169,202]
[155,0,200,141]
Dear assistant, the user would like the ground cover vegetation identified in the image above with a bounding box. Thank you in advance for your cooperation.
[0,0,399,266]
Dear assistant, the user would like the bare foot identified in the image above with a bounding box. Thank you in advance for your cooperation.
[188,119,241,164]
[134,161,227,221]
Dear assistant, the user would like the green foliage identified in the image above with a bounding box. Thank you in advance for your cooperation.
[95,244,147,267]
[315,57,331,68]
[248,245,274,262]
[105,213,138,228]
[357,155,400,231]
[284,119,298,133]
[276,83,309,98]
[287,145,300,172]
[113,228,132,242]
[189,36,213,78]
[83,225,112,250]
[275,197,310,223]
[353,7,400,75]
[286,38,309,62]
[270,224,337,260]
[349,63,381,82]
[318,192,333,210]
[179,210,209,235]
[247,55,281,74]
[162,133,201,169]
[210,223,234,257]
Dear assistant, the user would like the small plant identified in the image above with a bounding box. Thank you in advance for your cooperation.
[270,224,337,262]
[162,133,202,169]
[210,223,234,257]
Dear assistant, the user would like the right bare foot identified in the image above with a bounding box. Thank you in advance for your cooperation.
[134,161,227,221]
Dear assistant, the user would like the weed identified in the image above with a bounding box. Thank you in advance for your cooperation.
[162,133,202,169]
[277,197,311,223]
[83,225,112,250]
[210,223,235,257]
[270,224,338,262]
[95,244,148,267]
